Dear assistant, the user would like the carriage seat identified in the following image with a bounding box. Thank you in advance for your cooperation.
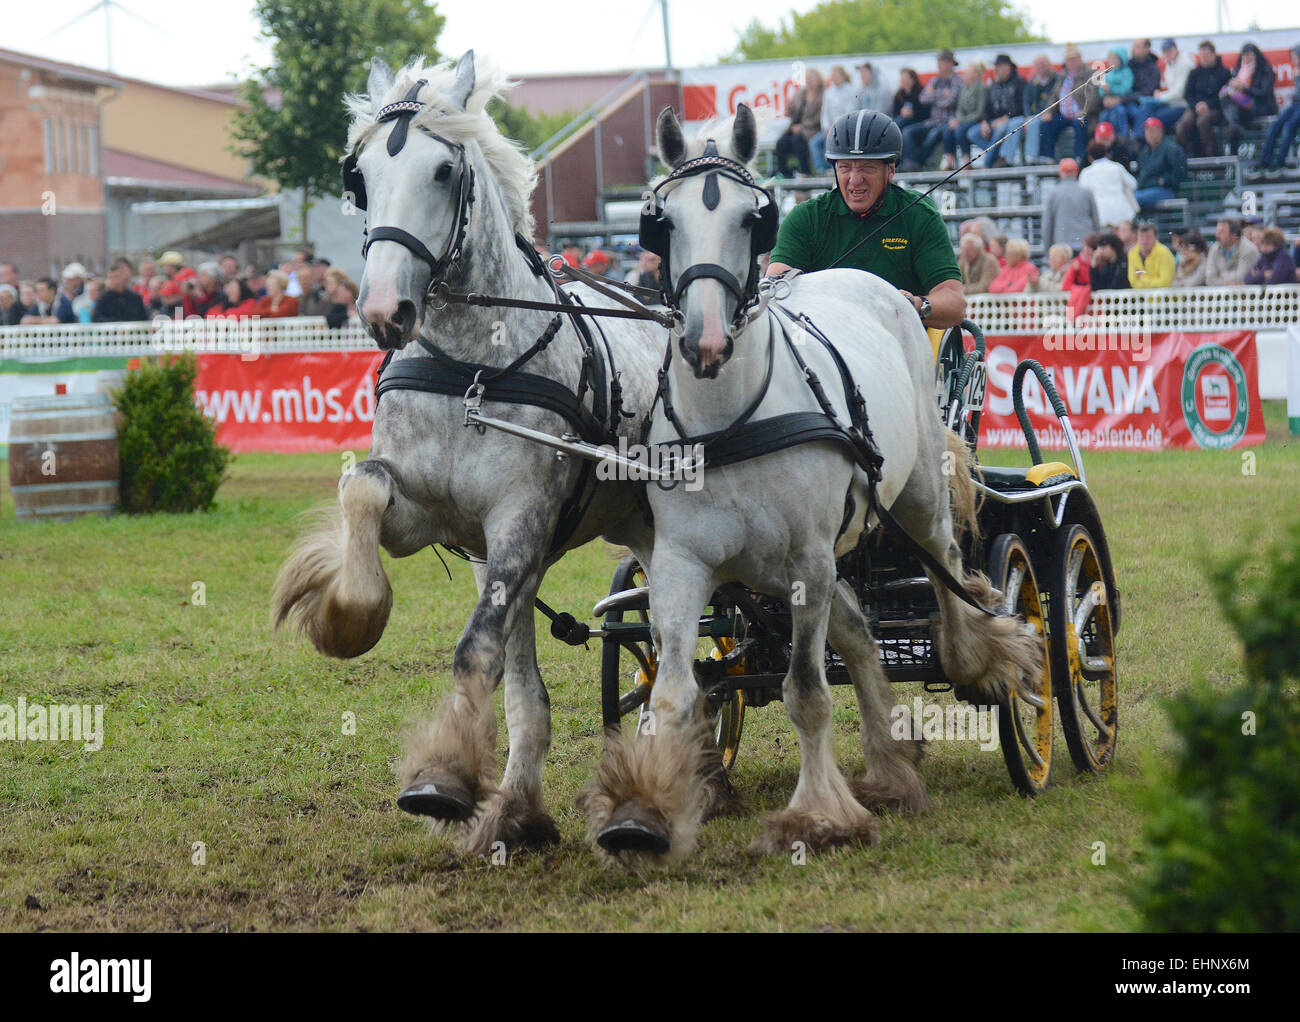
[979,461,1077,490]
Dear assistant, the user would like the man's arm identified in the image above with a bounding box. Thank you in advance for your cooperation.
[898,278,965,328]
[766,261,795,276]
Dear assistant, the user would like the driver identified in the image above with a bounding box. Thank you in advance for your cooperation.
[766,109,966,329]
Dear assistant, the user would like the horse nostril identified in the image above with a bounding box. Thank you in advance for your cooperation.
[392,299,417,335]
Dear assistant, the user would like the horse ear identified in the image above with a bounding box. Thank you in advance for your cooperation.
[368,57,395,112]
[731,104,757,165]
[657,106,685,168]
[449,50,476,109]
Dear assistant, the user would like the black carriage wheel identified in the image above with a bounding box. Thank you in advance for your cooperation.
[987,534,1054,795]
[598,557,746,768]
[1049,525,1119,773]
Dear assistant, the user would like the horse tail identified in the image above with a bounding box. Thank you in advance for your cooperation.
[271,462,393,658]
[944,427,981,544]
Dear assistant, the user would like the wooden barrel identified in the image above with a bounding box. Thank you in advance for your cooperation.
[7,393,120,521]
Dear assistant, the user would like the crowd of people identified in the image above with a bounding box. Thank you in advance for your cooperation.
[0,249,361,330]
[774,40,1300,179]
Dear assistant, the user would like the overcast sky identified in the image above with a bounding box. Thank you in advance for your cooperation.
[9,0,1300,86]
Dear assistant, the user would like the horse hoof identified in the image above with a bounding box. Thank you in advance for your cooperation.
[398,778,476,821]
[596,804,671,856]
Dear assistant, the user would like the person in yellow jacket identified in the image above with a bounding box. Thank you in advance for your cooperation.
[1128,222,1177,288]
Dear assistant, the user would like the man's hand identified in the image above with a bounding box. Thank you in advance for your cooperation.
[899,279,965,329]
[980,120,991,139]
[1196,101,1209,115]
[949,118,959,130]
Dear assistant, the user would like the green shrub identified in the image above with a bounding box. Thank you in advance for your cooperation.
[114,354,231,513]
[1136,520,1300,931]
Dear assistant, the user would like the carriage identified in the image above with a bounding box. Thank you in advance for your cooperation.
[545,322,1121,796]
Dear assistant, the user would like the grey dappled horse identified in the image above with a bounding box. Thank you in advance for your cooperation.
[582,106,1043,858]
[272,53,662,855]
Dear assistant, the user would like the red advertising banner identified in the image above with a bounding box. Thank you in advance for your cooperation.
[979,331,1265,452]
[194,351,383,453]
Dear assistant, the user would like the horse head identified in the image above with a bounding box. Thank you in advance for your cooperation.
[643,103,775,378]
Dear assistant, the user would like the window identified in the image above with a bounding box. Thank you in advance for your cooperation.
[57,120,67,174]
[88,124,99,177]
[43,118,53,174]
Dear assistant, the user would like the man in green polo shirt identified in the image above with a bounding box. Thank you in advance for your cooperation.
[767,109,966,329]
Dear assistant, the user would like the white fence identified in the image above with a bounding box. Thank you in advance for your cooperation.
[1,287,1296,358]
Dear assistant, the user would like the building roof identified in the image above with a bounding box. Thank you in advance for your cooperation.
[0,46,123,90]
[104,149,261,195]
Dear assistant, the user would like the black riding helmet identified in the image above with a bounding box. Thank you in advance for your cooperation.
[824,109,903,163]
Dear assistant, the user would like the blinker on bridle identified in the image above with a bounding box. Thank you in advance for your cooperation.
[349,78,475,292]
[639,140,778,332]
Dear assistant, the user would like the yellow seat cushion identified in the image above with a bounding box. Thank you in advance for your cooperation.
[1025,461,1078,486]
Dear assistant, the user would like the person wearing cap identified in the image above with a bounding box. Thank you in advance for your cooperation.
[1134,117,1188,210]
[1151,39,1194,129]
[1127,222,1176,288]
[854,60,890,114]
[1176,41,1232,157]
[582,249,613,277]
[1043,158,1100,253]
[900,50,963,172]
[1251,43,1300,178]
[1052,44,1103,163]
[152,279,186,321]
[157,251,186,278]
[1083,120,1137,171]
[54,262,87,323]
[970,54,1027,168]
[767,109,965,328]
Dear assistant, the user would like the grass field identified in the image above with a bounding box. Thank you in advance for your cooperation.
[1,403,1295,932]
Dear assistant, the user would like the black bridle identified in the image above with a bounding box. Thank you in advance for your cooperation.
[347,79,476,295]
[639,143,778,332]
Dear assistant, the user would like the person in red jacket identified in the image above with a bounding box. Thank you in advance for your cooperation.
[1063,233,1097,319]
[206,278,260,319]
[253,270,299,318]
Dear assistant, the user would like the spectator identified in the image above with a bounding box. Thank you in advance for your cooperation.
[1039,244,1075,290]
[1063,234,1096,317]
[20,277,60,324]
[582,249,613,277]
[958,234,999,294]
[1244,219,1266,249]
[990,234,1008,264]
[626,249,661,290]
[219,253,240,279]
[1080,140,1139,227]
[92,259,148,322]
[206,278,258,319]
[73,278,100,322]
[820,66,859,162]
[53,263,86,323]
[323,270,360,330]
[1051,44,1103,163]
[253,270,300,318]
[988,239,1040,292]
[1023,54,1062,165]
[1083,121,1137,171]
[891,68,928,132]
[286,248,312,297]
[1172,229,1209,287]
[559,242,582,268]
[1251,43,1300,178]
[157,251,186,278]
[18,281,37,315]
[1115,219,1139,252]
[959,216,998,248]
[971,54,1027,167]
[0,262,18,289]
[777,68,824,176]
[854,61,891,114]
[1129,38,1163,115]
[804,69,832,171]
[1098,46,1136,137]
[188,262,224,317]
[953,61,990,165]
[1135,117,1188,209]
[0,284,22,325]
[1221,42,1278,156]
[1245,227,1298,285]
[153,280,185,320]
[133,257,157,307]
[1151,39,1194,129]
[1206,217,1260,285]
[298,261,332,317]
[1043,157,1101,252]
[1177,40,1232,157]
[900,50,963,171]
[1128,221,1176,287]
[1090,233,1130,290]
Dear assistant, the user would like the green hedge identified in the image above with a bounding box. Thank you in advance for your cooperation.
[115,354,230,514]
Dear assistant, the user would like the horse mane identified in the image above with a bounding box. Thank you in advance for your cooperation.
[345,56,537,238]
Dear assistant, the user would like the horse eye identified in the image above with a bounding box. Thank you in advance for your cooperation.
[434,161,453,182]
